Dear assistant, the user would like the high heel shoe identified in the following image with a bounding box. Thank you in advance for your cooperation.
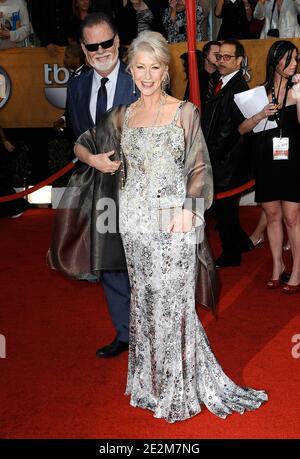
[267,271,291,289]
[283,282,300,294]
[253,237,264,247]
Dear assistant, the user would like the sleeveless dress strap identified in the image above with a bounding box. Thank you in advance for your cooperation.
[123,105,131,128]
[172,101,185,125]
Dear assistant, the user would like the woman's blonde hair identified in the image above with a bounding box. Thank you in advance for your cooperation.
[126,31,171,70]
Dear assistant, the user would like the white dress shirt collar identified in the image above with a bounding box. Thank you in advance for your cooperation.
[220,70,240,88]
[90,60,120,124]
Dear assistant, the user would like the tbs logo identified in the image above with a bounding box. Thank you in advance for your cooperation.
[44,64,70,109]
[0,66,11,109]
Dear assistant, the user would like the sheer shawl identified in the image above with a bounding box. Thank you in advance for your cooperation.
[180,102,219,315]
[48,102,219,315]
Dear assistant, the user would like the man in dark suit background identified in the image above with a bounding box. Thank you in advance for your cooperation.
[183,40,221,115]
[202,39,254,268]
[68,13,138,357]
[53,44,90,143]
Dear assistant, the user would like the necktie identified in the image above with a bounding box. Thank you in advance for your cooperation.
[214,79,223,95]
[95,77,109,124]
[206,74,215,101]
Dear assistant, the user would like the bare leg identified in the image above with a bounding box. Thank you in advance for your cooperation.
[250,208,267,246]
[282,201,300,286]
[262,201,284,280]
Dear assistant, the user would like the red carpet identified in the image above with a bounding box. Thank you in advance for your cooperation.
[0,207,299,439]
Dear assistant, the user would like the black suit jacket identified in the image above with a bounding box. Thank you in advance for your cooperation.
[67,60,138,139]
[202,70,252,192]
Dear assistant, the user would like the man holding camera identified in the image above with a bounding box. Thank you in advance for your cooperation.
[254,0,300,38]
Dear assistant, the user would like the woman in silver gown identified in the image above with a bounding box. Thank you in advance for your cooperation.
[74,31,267,423]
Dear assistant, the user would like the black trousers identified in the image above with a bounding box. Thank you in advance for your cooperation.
[211,195,251,261]
[0,145,29,218]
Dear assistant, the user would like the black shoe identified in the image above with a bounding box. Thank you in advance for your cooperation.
[96,337,129,358]
[215,254,241,268]
[241,239,254,252]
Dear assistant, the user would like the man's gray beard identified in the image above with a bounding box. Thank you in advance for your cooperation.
[92,52,118,73]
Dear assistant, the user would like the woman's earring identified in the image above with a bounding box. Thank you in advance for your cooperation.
[162,72,170,91]
[132,79,136,95]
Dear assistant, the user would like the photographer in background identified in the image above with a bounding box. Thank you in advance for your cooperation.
[162,0,205,43]
[0,0,31,49]
[0,127,30,218]
[254,0,300,38]
[215,0,253,40]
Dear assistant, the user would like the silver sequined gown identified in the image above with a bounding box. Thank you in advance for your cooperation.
[119,103,267,423]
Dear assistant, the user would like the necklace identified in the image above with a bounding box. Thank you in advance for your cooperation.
[153,91,167,126]
[131,91,167,127]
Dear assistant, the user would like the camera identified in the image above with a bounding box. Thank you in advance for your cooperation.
[267,29,280,38]
[268,96,279,121]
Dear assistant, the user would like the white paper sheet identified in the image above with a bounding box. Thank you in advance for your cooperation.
[234,86,277,133]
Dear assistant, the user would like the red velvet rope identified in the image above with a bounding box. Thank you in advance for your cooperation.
[0,159,255,203]
[214,179,255,200]
[0,159,77,203]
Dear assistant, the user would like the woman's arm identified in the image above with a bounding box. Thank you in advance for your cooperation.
[253,0,266,20]
[242,0,253,21]
[238,103,278,135]
[291,80,300,123]
[9,1,31,43]
[215,0,224,17]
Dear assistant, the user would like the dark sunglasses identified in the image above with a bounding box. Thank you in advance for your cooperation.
[84,35,115,52]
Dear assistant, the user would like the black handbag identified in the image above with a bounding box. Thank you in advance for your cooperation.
[267,0,279,37]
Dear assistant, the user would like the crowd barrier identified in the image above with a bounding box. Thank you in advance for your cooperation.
[0,159,255,203]
[1,38,299,203]
[1,38,300,128]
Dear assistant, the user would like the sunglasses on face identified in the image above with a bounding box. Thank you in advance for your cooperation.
[84,35,115,52]
[215,54,236,62]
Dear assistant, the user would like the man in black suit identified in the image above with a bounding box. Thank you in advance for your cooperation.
[67,13,138,357]
[183,40,221,114]
[53,44,89,142]
[202,39,253,268]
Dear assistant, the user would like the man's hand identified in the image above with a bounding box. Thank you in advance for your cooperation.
[3,140,15,152]
[53,117,66,131]
[46,43,58,57]
[88,150,121,174]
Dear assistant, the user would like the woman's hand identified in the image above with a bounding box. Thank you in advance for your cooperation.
[88,150,121,174]
[292,83,300,100]
[167,209,194,233]
[169,0,177,9]
[260,103,279,119]
[0,29,10,39]
[292,73,300,84]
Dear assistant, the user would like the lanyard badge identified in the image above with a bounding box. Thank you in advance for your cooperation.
[272,137,289,160]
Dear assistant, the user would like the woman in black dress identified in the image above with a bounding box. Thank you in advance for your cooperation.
[239,41,300,294]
